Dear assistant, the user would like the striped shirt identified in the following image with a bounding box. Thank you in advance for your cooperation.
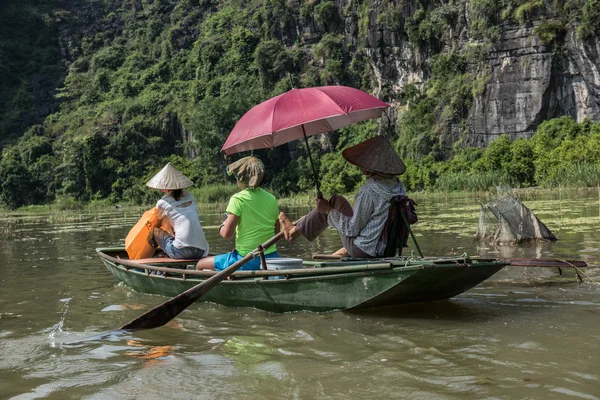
[327,176,406,256]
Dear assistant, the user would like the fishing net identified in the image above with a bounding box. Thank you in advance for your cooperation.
[475,195,557,244]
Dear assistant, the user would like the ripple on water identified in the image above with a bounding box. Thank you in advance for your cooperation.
[512,341,543,350]
[550,387,600,400]
[3,195,600,399]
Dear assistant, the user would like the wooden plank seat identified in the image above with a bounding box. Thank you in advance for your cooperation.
[130,257,201,264]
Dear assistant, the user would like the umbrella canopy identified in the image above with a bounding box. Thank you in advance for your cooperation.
[222,86,390,155]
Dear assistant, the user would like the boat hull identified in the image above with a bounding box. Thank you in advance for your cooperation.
[97,248,507,313]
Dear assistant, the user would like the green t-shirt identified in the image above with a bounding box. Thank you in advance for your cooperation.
[226,188,279,256]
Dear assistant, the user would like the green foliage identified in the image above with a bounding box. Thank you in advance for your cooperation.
[53,195,85,211]
[468,135,535,186]
[402,156,444,191]
[255,40,287,88]
[319,153,364,195]
[506,138,535,186]
[91,45,127,71]
[314,0,338,31]
[578,0,600,39]
[0,0,63,140]
[396,51,476,160]
[3,0,600,210]
[502,0,544,23]
[405,4,457,51]
[377,3,403,31]
[468,0,501,41]
[189,183,239,203]
[446,147,484,172]
[513,0,544,23]
[398,118,600,193]
[0,148,36,209]
[300,1,313,22]
[473,134,512,172]
[534,19,567,45]
[357,1,370,45]
[396,97,439,160]
[436,170,511,192]
[532,117,600,185]
[554,163,600,187]
[313,34,347,84]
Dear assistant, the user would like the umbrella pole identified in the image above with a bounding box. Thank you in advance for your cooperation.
[382,110,395,137]
[301,125,322,198]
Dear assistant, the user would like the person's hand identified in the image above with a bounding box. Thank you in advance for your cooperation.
[316,197,332,215]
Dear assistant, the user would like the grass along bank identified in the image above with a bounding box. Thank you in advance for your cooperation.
[3,185,600,217]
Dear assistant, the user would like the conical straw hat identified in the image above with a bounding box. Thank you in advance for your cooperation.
[146,162,193,190]
[342,135,406,175]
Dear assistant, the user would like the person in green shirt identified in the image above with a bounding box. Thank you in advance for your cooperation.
[196,156,280,271]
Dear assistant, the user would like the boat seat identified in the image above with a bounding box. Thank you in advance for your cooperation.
[130,257,201,264]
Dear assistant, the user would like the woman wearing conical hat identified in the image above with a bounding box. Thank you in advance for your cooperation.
[279,135,406,258]
[146,162,209,259]
[196,156,280,271]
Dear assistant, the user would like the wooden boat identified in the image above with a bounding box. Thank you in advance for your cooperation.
[96,247,508,313]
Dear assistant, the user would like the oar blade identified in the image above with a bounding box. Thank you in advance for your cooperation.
[120,270,224,330]
[120,297,190,331]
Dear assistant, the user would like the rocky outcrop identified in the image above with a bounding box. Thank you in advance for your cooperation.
[466,24,600,147]
[37,0,600,150]
[353,1,600,147]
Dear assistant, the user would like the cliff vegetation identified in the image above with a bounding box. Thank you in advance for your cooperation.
[0,0,599,208]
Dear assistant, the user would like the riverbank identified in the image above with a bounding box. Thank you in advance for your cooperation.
[2,185,599,217]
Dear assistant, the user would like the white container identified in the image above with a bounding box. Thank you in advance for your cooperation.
[265,258,303,280]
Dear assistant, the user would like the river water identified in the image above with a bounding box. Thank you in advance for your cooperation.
[1,190,600,399]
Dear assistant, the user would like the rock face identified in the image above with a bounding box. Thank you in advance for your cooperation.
[40,0,600,150]
[466,24,600,147]
[267,0,600,148]
[351,1,600,147]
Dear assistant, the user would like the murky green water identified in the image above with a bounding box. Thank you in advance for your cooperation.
[1,190,600,399]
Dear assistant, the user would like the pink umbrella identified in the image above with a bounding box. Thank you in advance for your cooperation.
[222,85,390,194]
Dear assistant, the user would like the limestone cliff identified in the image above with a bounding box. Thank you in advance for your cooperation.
[331,1,598,148]
[269,0,600,148]
[12,0,600,151]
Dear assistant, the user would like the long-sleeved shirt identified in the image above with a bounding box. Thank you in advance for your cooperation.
[327,176,406,256]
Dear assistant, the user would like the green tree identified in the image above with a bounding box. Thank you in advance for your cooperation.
[0,149,35,208]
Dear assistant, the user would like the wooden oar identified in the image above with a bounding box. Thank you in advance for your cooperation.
[120,228,288,331]
[500,258,587,268]
[312,254,589,268]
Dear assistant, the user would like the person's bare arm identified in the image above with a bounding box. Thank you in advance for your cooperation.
[220,213,239,240]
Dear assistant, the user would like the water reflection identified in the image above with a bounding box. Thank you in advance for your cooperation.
[1,190,600,399]
[124,340,174,368]
[348,298,511,322]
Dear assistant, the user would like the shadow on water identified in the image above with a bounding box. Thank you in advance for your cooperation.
[346,297,514,322]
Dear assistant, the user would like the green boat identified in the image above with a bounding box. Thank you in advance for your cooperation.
[96,247,508,313]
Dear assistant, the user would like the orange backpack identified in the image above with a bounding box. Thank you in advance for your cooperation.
[125,208,161,260]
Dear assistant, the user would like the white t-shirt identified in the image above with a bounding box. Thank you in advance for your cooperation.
[156,191,209,254]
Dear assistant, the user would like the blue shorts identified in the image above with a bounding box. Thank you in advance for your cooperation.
[213,250,280,271]
[153,229,206,259]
